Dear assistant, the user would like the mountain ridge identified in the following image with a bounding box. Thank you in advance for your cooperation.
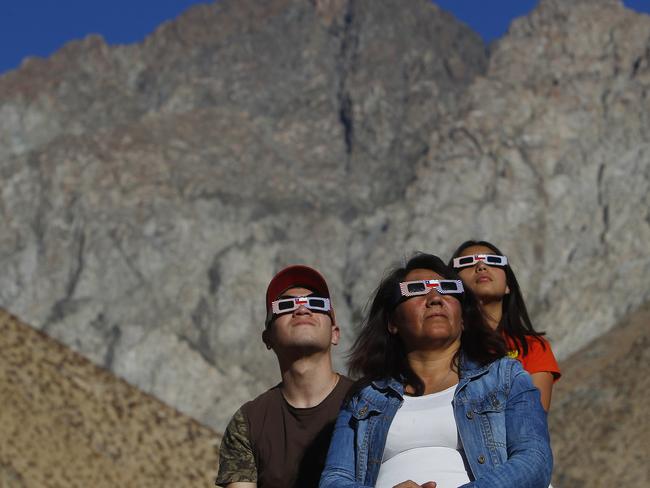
[0,0,648,434]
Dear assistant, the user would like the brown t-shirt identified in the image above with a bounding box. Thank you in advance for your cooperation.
[216,375,352,488]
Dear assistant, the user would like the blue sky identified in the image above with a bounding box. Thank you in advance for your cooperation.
[1,1,649,75]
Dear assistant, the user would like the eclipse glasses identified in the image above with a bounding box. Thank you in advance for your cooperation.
[452,254,508,269]
[271,296,331,315]
[399,279,464,297]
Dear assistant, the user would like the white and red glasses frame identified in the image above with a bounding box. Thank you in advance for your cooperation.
[452,254,508,269]
[271,296,331,314]
[399,279,464,297]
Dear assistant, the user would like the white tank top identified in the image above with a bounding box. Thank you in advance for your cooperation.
[375,384,471,488]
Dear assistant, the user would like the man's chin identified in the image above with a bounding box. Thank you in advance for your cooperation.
[281,340,330,356]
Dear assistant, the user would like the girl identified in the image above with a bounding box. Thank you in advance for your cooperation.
[449,240,560,411]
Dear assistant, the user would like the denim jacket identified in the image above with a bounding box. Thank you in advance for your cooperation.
[320,355,552,488]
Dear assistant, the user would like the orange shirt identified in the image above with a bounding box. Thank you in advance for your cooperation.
[504,335,561,382]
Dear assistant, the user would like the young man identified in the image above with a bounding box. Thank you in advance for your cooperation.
[216,265,352,488]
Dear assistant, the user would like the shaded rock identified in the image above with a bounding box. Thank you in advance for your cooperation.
[0,308,219,487]
[549,301,650,487]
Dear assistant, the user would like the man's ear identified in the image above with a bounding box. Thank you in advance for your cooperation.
[330,323,341,346]
[262,329,272,350]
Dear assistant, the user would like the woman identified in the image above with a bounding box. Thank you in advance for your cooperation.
[320,254,552,488]
[449,241,560,411]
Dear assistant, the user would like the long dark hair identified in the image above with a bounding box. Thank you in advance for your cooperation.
[449,240,545,356]
[347,253,505,396]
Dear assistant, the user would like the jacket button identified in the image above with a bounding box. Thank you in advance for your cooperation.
[478,455,486,464]
[466,411,474,420]
[358,406,368,416]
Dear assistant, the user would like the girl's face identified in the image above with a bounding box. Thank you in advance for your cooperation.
[456,245,509,303]
[389,268,464,352]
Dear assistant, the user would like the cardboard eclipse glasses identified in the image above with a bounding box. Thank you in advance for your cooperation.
[399,279,464,297]
[271,296,331,315]
[452,254,508,269]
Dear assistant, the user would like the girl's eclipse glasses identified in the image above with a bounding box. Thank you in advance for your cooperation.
[452,254,508,269]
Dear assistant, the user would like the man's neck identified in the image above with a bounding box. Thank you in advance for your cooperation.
[278,352,339,408]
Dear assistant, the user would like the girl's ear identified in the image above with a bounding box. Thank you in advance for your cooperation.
[505,285,511,295]
[262,329,272,350]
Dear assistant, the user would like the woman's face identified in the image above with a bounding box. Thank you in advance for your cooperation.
[389,268,464,352]
[456,245,509,303]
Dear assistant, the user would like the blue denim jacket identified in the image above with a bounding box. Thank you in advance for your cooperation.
[320,355,552,488]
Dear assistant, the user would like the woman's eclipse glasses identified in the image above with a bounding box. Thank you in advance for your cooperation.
[399,279,464,297]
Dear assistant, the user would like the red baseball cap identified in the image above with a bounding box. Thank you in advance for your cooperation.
[265,265,332,316]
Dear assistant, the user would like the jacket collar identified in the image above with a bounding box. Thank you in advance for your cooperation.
[459,352,491,380]
[370,377,404,398]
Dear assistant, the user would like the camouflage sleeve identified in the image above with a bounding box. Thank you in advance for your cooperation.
[215,408,257,486]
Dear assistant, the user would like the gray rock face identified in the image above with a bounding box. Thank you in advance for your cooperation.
[0,0,649,431]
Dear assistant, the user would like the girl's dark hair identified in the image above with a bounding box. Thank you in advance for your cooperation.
[347,253,505,396]
[448,240,545,356]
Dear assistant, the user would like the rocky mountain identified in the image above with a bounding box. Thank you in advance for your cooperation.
[549,300,650,487]
[0,308,219,487]
[0,0,648,434]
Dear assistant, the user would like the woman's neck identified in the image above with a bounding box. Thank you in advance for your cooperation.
[405,343,460,395]
[480,299,503,331]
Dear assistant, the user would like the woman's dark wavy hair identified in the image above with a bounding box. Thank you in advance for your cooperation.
[449,240,546,356]
[347,253,505,397]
